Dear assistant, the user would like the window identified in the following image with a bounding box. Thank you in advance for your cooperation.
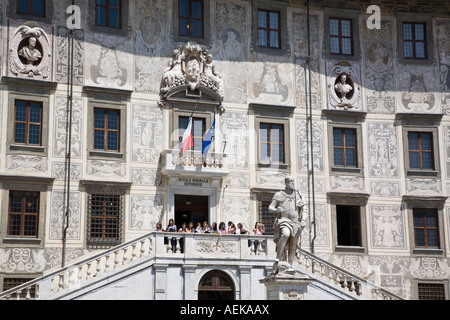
[402,125,439,176]
[7,191,40,238]
[413,208,439,248]
[403,22,427,59]
[14,100,42,146]
[333,128,357,167]
[93,108,120,152]
[179,116,206,152]
[408,132,434,170]
[260,123,284,163]
[329,18,353,55]
[179,0,203,38]
[257,9,281,48]
[257,194,275,235]
[95,0,122,29]
[88,193,123,246]
[418,283,446,300]
[2,278,36,298]
[17,0,45,17]
[336,205,361,247]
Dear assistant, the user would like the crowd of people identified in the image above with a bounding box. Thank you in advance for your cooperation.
[155,220,266,253]
[156,220,265,235]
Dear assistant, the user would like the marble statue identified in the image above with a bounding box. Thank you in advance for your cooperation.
[9,21,52,80]
[18,37,42,66]
[268,176,307,274]
[334,74,354,107]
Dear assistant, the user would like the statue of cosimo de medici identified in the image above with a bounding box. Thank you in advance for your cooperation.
[268,176,308,275]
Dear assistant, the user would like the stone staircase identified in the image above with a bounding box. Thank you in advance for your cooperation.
[0,232,402,300]
[295,249,403,300]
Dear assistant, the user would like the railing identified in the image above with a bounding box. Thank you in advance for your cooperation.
[1,233,403,300]
[161,149,228,176]
[0,232,273,300]
[296,249,403,300]
[160,232,271,257]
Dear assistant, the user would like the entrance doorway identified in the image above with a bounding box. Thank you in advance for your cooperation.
[175,195,209,227]
[198,270,235,300]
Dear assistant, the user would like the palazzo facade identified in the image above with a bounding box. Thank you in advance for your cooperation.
[1,0,450,300]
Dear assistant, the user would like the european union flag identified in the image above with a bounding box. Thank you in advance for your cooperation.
[202,113,216,158]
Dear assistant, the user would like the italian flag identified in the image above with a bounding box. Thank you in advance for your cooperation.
[181,107,196,153]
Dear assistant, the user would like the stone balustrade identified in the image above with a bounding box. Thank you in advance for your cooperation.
[296,249,403,300]
[0,232,273,300]
[161,149,229,176]
[0,233,402,300]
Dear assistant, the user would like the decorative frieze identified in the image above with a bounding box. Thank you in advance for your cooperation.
[55,27,84,85]
[6,155,47,173]
[296,118,323,174]
[222,197,252,230]
[87,160,126,178]
[406,178,442,195]
[395,64,440,114]
[131,104,163,164]
[50,191,81,240]
[52,162,82,181]
[370,205,406,249]
[130,195,164,230]
[221,111,249,169]
[367,122,399,178]
[363,20,395,114]
[134,0,169,94]
[370,181,401,197]
[53,96,83,159]
[85,33,133,91]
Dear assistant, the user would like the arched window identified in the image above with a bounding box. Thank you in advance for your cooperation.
[198,270,235,300]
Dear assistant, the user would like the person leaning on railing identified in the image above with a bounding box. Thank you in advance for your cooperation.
[252,222,265,254]
[166,219,177,252]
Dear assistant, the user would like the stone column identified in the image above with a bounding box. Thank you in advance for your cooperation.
[154,264,169,300]
[239,266,252,300]
[260,273,312,300]
[183,264,197,300]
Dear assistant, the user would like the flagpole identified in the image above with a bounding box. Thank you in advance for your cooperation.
[186,104,198,129]
[181,104,198,154]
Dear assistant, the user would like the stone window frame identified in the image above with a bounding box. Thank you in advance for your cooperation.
[401,125,440,178]
[0,175,54,249]
[88,0,129,37]
[323,8,361,61]
[81,180,131,249]
[413,279,449,300]
[403,195,447,257]
[324,110,365,177]
[86,91,128,161]
[172,0,212,46]
[169,103,215,151]
[0,276,38,298]
[256,8,281,49]
[254,190,276,236]
[250,0,289,56]
[396,12,434,65]
[251,103,293,172]
[328,192,369,254]
[9,0,52,24]
[6,90,50,157]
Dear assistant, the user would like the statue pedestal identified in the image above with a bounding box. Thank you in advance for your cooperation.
[260,273,313,300]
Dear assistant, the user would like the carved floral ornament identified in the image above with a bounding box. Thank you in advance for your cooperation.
[9,21,52,80]
[159,42,225,114]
